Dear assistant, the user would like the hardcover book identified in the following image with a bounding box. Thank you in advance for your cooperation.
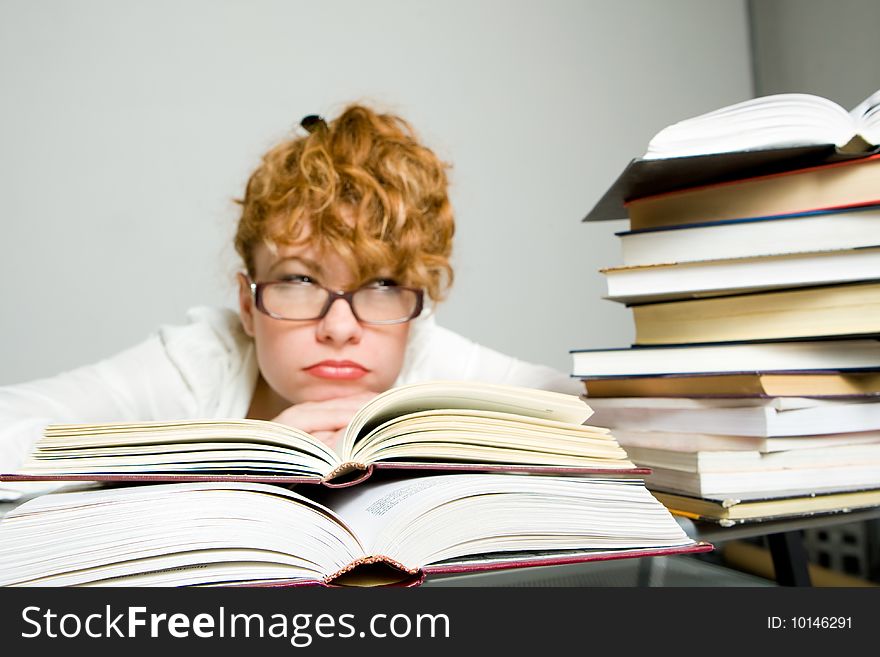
[615,205,880,268]
[583,144,859,222]
[630,281,880,345]
[601,247,880,304]
[652,487,880,526]
[584,88,880,222]
[623,154,880,231]
[570,339,880,378]
[585,395,880,438]
[1,380,642,487]
[632,441,880,507]
[612,428,880,454]
[644,463,880,500]
[581,371,880,398]
[0,474,709,586]
[623,442,880,474]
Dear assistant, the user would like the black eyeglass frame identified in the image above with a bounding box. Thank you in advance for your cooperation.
[247,276,424,325]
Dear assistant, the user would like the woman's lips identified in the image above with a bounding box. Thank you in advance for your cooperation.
[304,360,370,380]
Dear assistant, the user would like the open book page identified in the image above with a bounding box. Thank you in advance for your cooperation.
[349,408,629,468]
[0,489,21,502]
[0,480,102,503]
[643,93,864,160]
[340,381,593,457]
[850,87,880,144]
[14,419,340,479]
[321,473,695,572]
[0,482,365,586]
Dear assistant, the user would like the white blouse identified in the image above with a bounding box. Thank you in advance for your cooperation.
[0,306,579,486]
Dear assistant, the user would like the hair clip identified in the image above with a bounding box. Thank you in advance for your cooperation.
[300,114,328,134]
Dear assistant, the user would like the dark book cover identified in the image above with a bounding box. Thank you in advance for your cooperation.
[583,144,877,222]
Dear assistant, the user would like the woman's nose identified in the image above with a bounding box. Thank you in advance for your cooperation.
[316,296,363,344]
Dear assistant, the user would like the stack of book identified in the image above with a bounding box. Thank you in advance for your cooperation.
[575,87,880,526]
[0,380,706,586]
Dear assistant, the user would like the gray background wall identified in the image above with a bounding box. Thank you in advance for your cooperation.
[0,0,754,384]
[749,0,880,105]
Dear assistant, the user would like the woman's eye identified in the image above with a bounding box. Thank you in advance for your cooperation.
[371,278,398,288]
[281,274,315,284]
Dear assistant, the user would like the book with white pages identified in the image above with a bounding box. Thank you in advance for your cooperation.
[570,339,880,378]
[585,396,880,438]
[613,429,880,454]
[602,247,880,304]
[581,371,880,398]
[623,441,880,474]
[2,381,641,487]
[615,205,880,268]
[629,280,880,345]
[583,88,880,224]
[644,463,880,500]
[653,487,880,525]
[643,90,880,161]
[0,474,707,587]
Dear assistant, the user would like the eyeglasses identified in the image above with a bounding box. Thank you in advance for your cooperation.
[248,276,424,325]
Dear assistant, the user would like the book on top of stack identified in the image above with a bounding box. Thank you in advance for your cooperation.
[574,87,880,525]
[583,87,880,223]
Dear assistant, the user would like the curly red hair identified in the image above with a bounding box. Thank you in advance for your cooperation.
[234,104,455,302]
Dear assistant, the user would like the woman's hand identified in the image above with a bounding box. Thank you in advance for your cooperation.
[271,392,378,449]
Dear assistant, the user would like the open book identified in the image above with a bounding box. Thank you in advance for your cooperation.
[1,381,640,487]
[643,89,880,160]
[583,88,880,222]
[0,474,708,586]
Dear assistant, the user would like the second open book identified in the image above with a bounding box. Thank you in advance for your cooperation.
[2,381,642,487]
[0,474,709,587]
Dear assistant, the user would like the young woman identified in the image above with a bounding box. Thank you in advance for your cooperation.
[0,104,576,477]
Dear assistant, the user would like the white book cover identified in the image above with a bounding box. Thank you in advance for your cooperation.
[603,247,880,304]
[617,207,880,267]
[570,340,880,378]
[587,397,880,438]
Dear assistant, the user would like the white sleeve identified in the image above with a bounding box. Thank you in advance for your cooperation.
[397,318,582,395]
[0,306,255,477]
[0,333,196,475]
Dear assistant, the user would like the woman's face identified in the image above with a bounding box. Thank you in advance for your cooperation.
[238,240,411,406]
